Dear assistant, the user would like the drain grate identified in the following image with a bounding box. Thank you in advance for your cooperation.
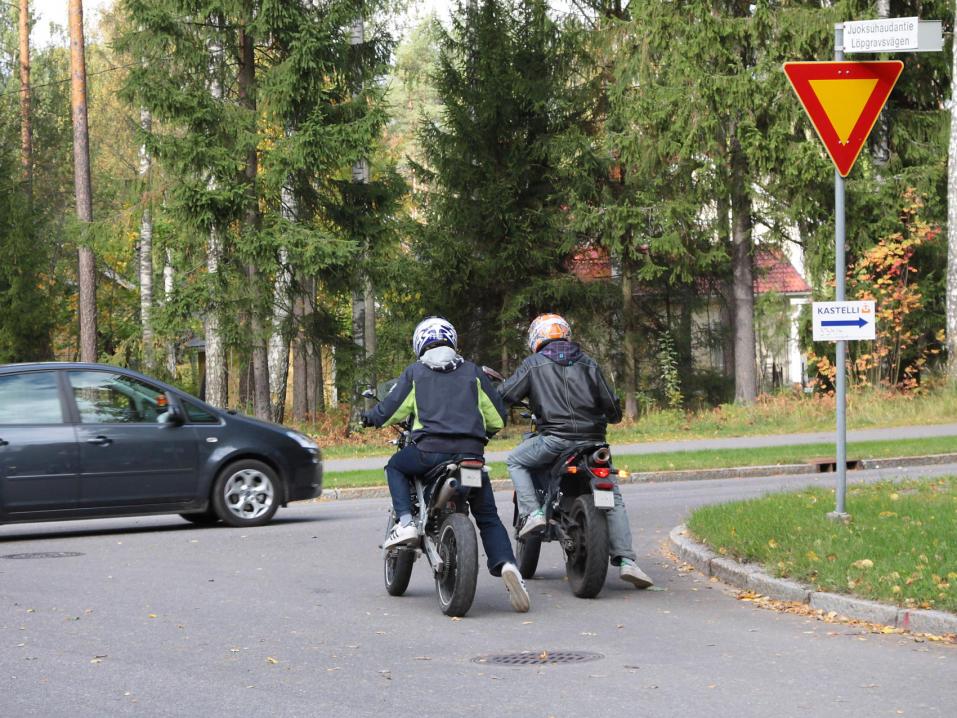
[472,650,603,666]
[1,551,85,560]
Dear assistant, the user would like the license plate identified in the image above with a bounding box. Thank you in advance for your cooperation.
[460,467,483,488]
[594,490,614,508]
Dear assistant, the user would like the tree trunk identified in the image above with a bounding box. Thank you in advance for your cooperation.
[69,0,96,362]
[18,0,32,198]
[205,227,227,407]
[204,33,226,408]
[871,0,891,167]
[292,291,307,422]
[163,248,176,376]
[364,276,376,397]
[947,12,957,382]
[138,109,154,371]
[306,279,321,416]
[730,132,757,404]
[620,257,638,420]
[327,344,338,409]
[239,26,270,421]
[268,179,295,423]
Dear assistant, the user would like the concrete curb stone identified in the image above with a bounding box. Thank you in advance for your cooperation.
[668,524,957,636]
[809,592,900,626]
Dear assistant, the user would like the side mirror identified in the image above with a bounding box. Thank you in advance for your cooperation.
[161,393,185,426]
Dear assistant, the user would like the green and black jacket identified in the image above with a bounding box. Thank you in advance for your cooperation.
[366,355,508,455]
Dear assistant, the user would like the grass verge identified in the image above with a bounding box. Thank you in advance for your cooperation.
[322,435,957,490]
[687,478,957,612]
[310,386,957,460]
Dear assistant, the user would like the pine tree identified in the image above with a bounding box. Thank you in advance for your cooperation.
[414,0,587,367]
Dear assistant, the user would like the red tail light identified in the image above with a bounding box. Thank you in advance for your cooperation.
[592,467,610,479]
[594,481,614,490]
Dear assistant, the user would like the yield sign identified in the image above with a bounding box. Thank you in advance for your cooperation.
[783,61,903,177]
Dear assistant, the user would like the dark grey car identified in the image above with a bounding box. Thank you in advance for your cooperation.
[0,362,322,528]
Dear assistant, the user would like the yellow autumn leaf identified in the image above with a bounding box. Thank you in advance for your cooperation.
[852,559,874,569]
[768,539,778,549]
[266,657,279,665]
[806,550,819,562]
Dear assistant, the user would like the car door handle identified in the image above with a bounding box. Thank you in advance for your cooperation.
[86,435,113,446]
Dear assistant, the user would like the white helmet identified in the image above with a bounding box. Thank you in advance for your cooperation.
[527,313,571,353]
[412,317,458,358]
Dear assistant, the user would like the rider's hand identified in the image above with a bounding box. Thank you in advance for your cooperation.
[359,411,375,428]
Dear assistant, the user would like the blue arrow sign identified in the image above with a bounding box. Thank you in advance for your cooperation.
[822,317,868,328]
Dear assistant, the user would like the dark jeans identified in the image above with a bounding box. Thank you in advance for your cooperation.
[385,445,516,576]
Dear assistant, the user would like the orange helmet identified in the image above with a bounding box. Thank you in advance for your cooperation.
[527,313,571,353]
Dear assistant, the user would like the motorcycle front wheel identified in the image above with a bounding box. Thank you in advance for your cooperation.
[383,510,415,596]
[434,513,478,617]
[515,534,542,580]
[565,495,609,598]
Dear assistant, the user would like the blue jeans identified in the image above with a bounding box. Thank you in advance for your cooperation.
[506,434,637,564]
[385,445,516,575]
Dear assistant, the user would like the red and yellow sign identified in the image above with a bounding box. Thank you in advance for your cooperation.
[783,61,903,177]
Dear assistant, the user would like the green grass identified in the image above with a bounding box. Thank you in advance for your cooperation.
[687,478,957,612]
[313,386,957,460]
[322,435,957,490]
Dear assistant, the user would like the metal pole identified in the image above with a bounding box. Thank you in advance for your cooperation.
[831,23,850,521]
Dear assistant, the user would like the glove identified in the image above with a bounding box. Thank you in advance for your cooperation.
[360,412,375,428]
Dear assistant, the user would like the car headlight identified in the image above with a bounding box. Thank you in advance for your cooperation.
[286,430,319,451]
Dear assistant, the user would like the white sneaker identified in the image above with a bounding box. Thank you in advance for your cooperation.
[501,562,530,613]
[619,559,653,589]
[384,522,417,549]
[518,509,546,538]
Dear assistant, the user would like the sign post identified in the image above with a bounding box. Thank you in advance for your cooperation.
[783,18,941,520]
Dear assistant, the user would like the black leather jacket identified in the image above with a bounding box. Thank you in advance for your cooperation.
[499,340,622,440]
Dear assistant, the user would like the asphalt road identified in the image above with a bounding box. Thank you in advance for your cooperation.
[2,463,955,718]
[327,422,957,472]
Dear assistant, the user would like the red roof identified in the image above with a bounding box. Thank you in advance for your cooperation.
[754,248,810,295]
[567,246,612,281]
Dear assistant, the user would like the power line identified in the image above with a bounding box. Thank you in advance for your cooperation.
[0,57,161,100]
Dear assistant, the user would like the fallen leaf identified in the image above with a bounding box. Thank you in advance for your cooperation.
[266,657,279,665]
[147,614,157,619]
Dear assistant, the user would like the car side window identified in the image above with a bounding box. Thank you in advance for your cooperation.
[0,372,64,425]
[183,400,219,424]
[68,371,169,424]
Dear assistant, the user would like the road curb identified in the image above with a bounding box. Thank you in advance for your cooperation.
[668,524,957,636]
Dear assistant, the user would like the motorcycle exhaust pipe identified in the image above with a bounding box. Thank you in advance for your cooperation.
[432,477,460,511]
[591,447,611,464]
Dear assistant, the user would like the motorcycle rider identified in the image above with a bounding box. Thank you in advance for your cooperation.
[499,313,653,589]
[361,316,531,612]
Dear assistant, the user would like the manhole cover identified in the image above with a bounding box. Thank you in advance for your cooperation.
[0,552,85,560]
[472,650,603,666]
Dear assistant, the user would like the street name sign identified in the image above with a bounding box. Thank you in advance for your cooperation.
[812,300,876,341]
[844,18,943,53]
[783,61,903,177]
[844,17,918,53]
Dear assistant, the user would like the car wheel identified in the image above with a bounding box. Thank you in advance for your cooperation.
[211,459,281,527]
[179,509,220,525]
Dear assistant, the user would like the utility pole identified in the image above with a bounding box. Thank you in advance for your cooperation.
[18,0,32,199]
[69,0,97,362]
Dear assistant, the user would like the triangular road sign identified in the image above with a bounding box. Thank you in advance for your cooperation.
[783,61,903,177]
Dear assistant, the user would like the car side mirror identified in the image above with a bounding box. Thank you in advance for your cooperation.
[161,394,185,426]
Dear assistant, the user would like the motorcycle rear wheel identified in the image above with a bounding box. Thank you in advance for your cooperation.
[565,495,609,598]
[383,511,415,596]
[434,513,478,617]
